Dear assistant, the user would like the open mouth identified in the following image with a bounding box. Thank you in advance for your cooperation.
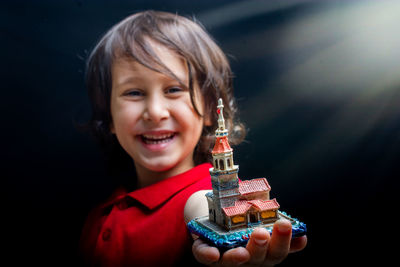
[140,133,176,145]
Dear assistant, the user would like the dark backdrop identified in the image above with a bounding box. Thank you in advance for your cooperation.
[2,0,399,265]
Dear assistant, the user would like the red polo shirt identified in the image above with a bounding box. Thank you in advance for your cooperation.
[80,163,212,266]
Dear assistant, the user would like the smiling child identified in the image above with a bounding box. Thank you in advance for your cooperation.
[80,10,306,266]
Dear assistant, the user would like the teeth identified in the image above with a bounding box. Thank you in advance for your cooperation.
[142,133,174,140]
[141,133,175,144]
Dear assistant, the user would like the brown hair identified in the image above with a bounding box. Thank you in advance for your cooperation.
[86,10,245,171]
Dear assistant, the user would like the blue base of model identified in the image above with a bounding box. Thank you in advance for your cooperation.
[187,211,307,250]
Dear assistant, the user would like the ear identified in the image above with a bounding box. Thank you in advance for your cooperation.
[203,113,213,127]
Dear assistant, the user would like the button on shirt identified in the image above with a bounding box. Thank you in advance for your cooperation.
[80,163,212,266]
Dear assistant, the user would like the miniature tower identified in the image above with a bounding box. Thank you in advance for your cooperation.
[206,99,240,226]
[188,99,306,245]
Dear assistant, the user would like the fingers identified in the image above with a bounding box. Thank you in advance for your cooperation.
[192,238,220,265]
[220,246,250,267]
[264,219,292,266]
[192,239,250,267]
[290,235,307,253]
[245,227,270,265]
[192,221,305,266]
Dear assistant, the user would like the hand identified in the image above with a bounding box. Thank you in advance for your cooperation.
[192,219,307,266]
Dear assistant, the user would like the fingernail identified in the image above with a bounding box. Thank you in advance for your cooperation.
[254,237,268,246]
[276,219,292,234]
[253,228,268,246]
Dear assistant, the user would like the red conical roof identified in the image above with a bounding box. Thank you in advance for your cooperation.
[212,136,232,154]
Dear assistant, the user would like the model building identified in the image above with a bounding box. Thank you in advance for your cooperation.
[187,98,306,249]
[206,99,280,230]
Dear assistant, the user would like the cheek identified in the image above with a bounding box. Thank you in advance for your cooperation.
[178,107,204,138]
[175,98,202,121]
[111,103,142,133]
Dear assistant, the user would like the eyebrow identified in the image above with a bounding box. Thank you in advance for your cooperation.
[115,76,138,87]
[115,72,189,89]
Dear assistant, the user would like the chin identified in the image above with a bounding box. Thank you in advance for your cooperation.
[143,160,177,173]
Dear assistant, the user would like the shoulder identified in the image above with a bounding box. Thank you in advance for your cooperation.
[183,189,211,224]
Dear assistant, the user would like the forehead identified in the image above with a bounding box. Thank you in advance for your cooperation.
[112,40,189,84]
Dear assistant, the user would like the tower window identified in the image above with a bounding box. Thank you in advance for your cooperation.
[219,159,225,170]
[227,158,231,168]
[215,159,218,169]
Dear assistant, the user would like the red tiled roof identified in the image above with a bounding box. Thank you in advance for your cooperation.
[222,198,280,217]
[248,198,280,211]
[238,178,271,195]
[222,200,251,216]
[212,136,232,154]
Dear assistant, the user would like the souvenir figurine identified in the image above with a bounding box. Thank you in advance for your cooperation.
[187,98,307,250]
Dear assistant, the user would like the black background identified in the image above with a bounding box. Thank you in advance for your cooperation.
[2,0,399,265]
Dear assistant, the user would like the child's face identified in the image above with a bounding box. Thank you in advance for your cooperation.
[110,41,206,184]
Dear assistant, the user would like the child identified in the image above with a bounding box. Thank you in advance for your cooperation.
[80,10,306,266]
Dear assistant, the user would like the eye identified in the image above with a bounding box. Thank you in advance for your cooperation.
[165,86,184,94]
[124,89,144,98]
[165,86,187,96]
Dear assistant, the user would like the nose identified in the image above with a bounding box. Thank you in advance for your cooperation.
[142,94,170,123]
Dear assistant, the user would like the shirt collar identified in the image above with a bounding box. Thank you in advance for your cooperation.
[125,163,211,210]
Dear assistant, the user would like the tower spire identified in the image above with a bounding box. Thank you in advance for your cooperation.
[212,98,234,171]
[216,98,228,137]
